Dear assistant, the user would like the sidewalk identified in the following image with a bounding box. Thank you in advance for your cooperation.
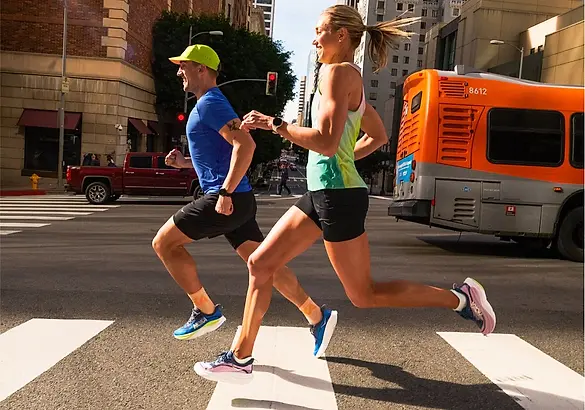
[0,178,66,197]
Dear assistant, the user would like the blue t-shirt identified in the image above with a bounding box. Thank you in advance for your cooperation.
[186,87,252,194]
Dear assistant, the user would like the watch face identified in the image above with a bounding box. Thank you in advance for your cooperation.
[273,118,283,126]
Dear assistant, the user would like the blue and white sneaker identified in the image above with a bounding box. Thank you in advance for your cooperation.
[194,350,254,384]
[310,306,338,357]
[173,304,226,340]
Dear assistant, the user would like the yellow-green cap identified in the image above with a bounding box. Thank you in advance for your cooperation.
[169,44,220,71]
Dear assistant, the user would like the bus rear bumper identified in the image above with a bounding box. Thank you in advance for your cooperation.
[388,199,432,220]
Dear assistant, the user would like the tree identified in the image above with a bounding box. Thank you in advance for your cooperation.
[151,11,296,172]
[355,150,392,192]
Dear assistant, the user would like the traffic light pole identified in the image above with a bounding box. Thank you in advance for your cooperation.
[217,78,266,88]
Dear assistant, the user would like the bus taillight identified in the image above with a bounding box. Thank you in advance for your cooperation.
[431,198,436,207]
[410,172,415,183]
[411,159,416,170]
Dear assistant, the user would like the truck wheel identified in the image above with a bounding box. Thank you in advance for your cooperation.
[86,181,111,205]
[555,206,584,262]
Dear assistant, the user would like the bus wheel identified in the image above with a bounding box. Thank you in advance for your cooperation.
[555,206,584,262]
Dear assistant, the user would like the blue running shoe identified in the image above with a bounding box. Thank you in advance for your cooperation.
[173,304,226,340]
[310,306,338,358]
[194,350,254,384]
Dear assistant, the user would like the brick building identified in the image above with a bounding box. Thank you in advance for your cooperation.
[0,0,252,187]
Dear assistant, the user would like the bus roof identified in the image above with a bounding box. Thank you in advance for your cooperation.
[425,65,584,90]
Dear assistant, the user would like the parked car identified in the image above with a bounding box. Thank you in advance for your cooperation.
[66,152,202,204]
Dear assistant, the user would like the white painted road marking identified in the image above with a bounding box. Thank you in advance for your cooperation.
[0,211,92,216]
[0,318,114,402]
[0,203,118,208]
[207,326,338,410]
[0,230,21,235]
[0,216,74,221]
[0,207,111,212]
[438,332,585,410]
[0,222,50,228]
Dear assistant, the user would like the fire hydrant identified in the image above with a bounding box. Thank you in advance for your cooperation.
[30,173,40,190]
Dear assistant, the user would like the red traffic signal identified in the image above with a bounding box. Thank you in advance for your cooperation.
[266,71,278,96]
[177,112,186,122]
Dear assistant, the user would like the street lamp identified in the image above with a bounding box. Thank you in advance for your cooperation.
[490,39,524,79]
[182,29,224,113]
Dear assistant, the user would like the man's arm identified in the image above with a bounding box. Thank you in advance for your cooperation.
[354,103,389,160]
[218,118,256,193]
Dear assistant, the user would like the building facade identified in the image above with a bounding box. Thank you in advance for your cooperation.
[297,76,307,125]
[252,0,275,38]
[0,0,253,187]
[249,5,266,34]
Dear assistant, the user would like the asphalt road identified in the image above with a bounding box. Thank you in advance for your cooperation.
[1,194,583,410]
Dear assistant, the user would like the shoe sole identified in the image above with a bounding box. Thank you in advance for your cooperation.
[193,362,254,385]
[464,277,496,335]
[173,316,226,341]
[314,310,338,358]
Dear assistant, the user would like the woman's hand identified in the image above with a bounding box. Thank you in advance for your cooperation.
[240,110,274,132]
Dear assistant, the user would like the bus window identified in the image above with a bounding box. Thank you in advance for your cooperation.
[570,112,583,169]
[487,108,564,167]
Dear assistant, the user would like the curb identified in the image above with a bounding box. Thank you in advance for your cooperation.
[0,189,47,197]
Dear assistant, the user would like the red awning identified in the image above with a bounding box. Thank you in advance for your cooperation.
[17,109,81,130]
[128,118,152,134]
[147,120,162,135]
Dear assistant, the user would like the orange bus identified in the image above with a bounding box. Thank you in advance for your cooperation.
[388,66,584,262]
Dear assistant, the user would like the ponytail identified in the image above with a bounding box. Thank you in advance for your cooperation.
[365,17,420,72]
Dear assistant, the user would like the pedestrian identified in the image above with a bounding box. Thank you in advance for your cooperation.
[152,44,338,358]
[194,5,496,383]
[277,163,291,195]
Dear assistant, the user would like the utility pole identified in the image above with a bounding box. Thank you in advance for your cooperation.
[57,0,68,189]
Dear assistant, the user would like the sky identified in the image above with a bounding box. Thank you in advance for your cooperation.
[272,0,336,122]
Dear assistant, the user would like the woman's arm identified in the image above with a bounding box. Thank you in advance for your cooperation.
[354,103,389,160]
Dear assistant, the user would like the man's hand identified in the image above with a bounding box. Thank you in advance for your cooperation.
[165,149,186,168]
[240,110,273,132]
[215,195,233,216]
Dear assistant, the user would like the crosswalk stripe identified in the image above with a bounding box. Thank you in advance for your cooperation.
[0,222,50,228]
[0,203,118,208]
[438,332,585,410]
[207,326,338,409]
[0,207,111,212]
[0,230,21,235]
[0,216,75,221]
[0,211,92,216]
[0,318,114,402]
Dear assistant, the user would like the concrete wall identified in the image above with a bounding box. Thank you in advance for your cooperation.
[541,20,584,85]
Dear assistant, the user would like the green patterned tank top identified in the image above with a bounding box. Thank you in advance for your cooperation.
[306,63,367,191]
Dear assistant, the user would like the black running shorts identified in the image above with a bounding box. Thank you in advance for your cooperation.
[294,187,369,242]
[172,190,264,249]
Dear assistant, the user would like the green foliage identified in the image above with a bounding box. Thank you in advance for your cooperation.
[151,12,297,168]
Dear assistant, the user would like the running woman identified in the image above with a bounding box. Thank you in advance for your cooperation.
[194,6,496,383]
[152,44,338,356]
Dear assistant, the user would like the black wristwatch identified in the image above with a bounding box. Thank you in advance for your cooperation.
[271,117,284,134]
[218,188,232,197]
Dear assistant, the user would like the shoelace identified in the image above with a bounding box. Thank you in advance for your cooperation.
[212,351,230,365]
[186,308,203,324]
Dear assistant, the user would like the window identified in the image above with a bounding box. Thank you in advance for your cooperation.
[369,92,378,100]
[390,81,397,89]
[411,91,422,114]
[393,55,399,63]
[538,45,544,52]
[417,59,423,68]
[421,22,426,29]
[396,2,403,10]
[487,109,564,166]
[371,80,379,87]
[452,7,460,17]
[432,9,438,17]
[404,43,411,51]
[402,69,409,77]
[420,34,426,42]
[376,14,383,21]
[571,113,584,168]
[418,47,424,55]
[377,1,384,9]
[404,56,410,64]
[421,8,427,16]
[391,68,398,76]
[407,3,414,11]
[157,156,175,169]
[129,156,153,168]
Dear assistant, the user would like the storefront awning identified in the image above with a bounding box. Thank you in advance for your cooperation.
[147,120,162,135]
[17,109,81,130]
[128,118,152,135]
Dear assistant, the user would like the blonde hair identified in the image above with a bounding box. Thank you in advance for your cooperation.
[323,5,420,72]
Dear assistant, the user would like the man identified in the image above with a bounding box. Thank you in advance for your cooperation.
[151,44,338,360]
[277,163,291,195]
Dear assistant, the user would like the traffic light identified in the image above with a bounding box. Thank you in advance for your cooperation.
[266,71,278,96]
[176,112,186,122]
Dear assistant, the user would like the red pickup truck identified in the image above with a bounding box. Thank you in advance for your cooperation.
[66,152,202,204]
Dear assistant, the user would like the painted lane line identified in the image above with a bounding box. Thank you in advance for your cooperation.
[0,222,50,228]
[0,318,114,402]
[0,207,110,212]
[0,216,75,221]
[0,230,21,235]
[0,211,92,216]
[0,203,119,208]
[438,332,584,410]
[207,326,338,410]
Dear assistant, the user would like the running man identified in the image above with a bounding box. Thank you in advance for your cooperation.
[152,44,338,357]
[194,6,496,383]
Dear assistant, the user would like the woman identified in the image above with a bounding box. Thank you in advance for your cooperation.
[194,5,496,382]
